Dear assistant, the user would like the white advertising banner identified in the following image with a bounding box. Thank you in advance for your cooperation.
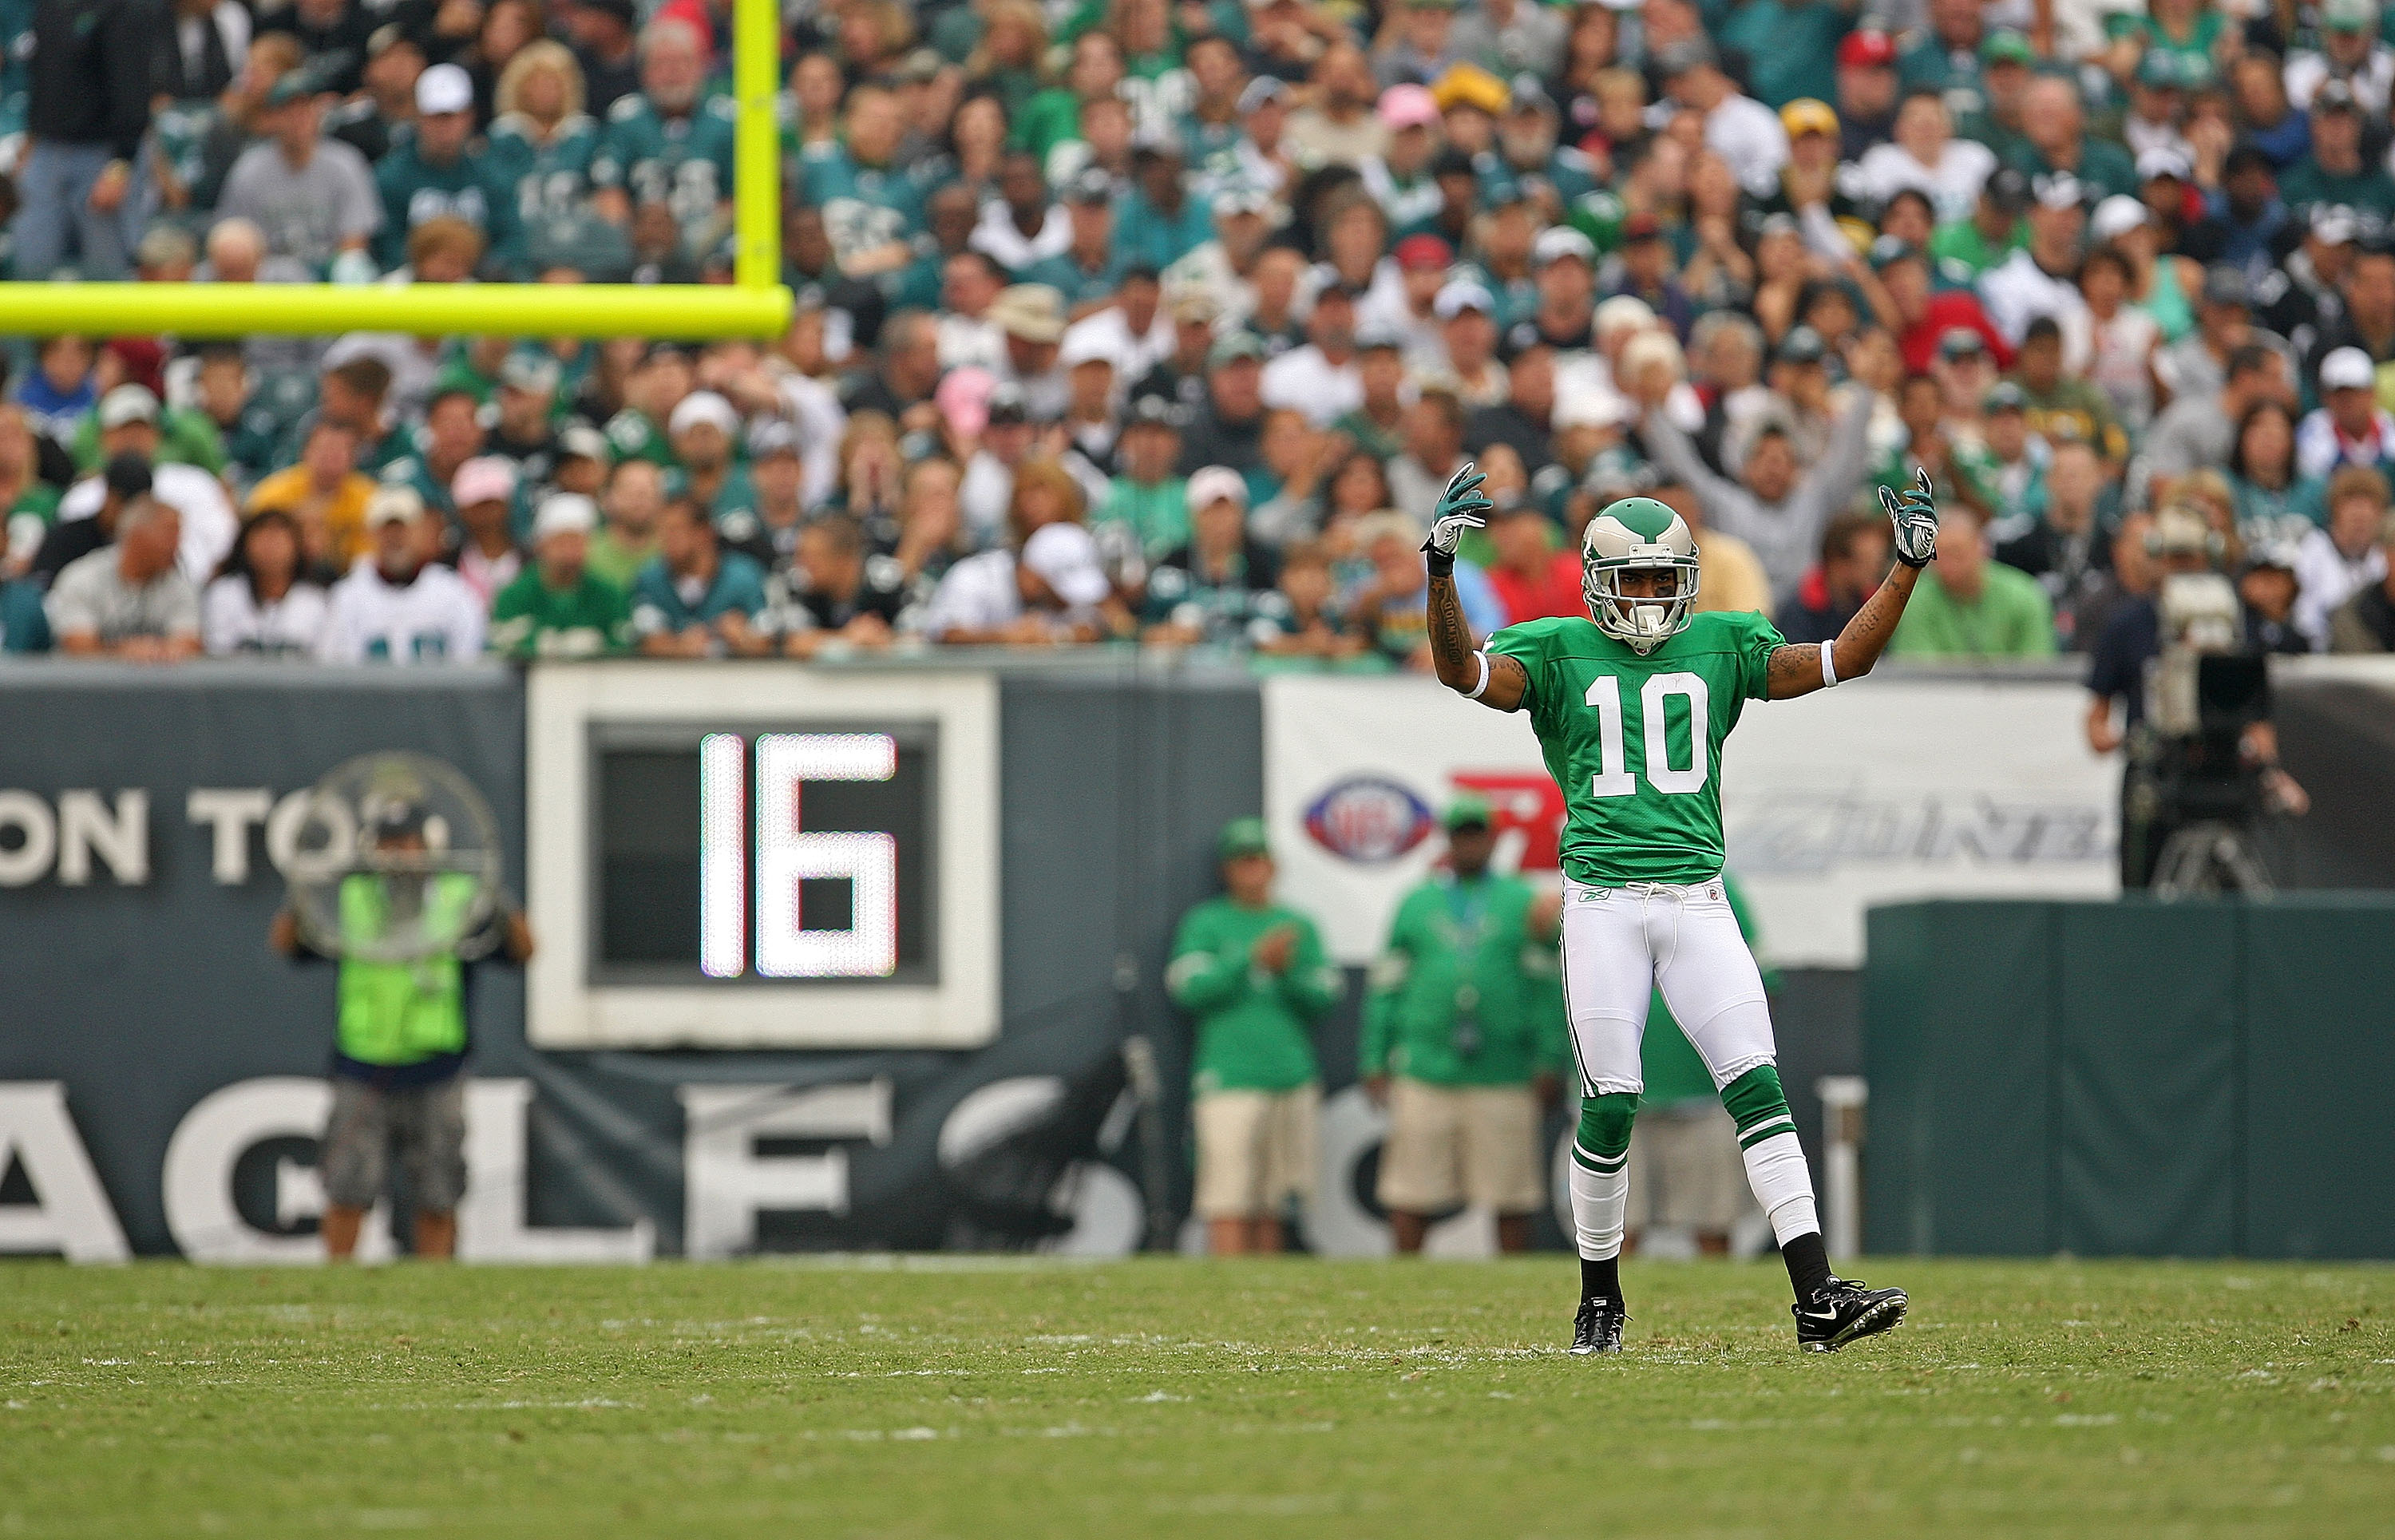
[1263,673,2118,968]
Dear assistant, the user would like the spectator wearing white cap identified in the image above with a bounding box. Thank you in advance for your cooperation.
[54,386,239,584]
[665,390,751,521]
[1424,280,1508,408]
[1978,173,2092,351]
[489,493,631,659]
[2298,348,2395,483]
[373,62,516,274]
[445,456,524,607]
[214,70,384,278]
[717,420,809,572]
[1518,224,1597,356]
[922,517,1123,644]
[1057,329,1122,469]
[1143,465,1289,648]
[317,485,488,663]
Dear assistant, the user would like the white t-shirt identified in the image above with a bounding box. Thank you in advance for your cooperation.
[1853,139,1997,225]
[202,576,330,658]
[316,562,488,663]
[1978,248,2092,358]
[920,548,1022,637]
[1701,94,1790,198]
[58,461,238,584]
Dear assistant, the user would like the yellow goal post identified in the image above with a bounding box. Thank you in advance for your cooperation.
[0,0,790,339]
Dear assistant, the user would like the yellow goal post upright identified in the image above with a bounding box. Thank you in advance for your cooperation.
[0,0,790,339]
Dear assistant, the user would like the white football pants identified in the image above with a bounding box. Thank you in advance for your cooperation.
[1558,877,1778,1097]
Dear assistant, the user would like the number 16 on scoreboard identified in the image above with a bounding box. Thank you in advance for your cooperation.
[698,732,899,980]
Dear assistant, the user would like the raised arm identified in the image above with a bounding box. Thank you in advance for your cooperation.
[1421,462,1530,711]
[1641,405,1743,510]
[1766,471,1938,699]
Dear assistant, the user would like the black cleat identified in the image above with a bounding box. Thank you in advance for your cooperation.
[1793,1277,1908,1352]
[1570,1296,1627,1356]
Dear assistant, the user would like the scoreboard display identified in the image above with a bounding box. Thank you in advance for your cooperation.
[590,726,938,984]
[526,667,999,1051]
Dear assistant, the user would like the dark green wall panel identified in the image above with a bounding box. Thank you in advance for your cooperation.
[2242,901,2395,1258]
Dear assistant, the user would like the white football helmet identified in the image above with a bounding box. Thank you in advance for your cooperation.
[1583,497,1700,652]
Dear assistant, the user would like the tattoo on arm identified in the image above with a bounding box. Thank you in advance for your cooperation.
[1766,643,1823,698]
[1426,571,1477,688]
[1766,564,1920,700]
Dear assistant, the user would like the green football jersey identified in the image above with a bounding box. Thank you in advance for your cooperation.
[489,111,602,227]
[590,94,738,231]
[1485,610,1784,887]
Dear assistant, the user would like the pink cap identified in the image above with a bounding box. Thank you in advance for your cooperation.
[450,456,517,507]
[935,366,996,438]
[1379,84,1441,132]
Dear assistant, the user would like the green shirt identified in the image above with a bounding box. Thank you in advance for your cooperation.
[73,406,226,475]
[488,568,631,658]
[2008,139,2140,204]
[1364,872,1564,1088]
[590,93,738,235]
[1928,216,2025,277]
[335,872,477,1068]
[1486,610,1783,887]
[2277,160,2395,222]
[1886,562,2057,659]
[1167,897,1341,1094]
[1717,0,1850,109]
[586,529,661,592]
[1095,476,1189,560]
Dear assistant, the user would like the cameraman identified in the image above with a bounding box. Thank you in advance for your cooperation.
[270,802,533,1260]
[2084,507,2309,889]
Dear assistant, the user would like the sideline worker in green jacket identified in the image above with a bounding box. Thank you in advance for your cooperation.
[1167,817,1343,1257]
[271,801,532,1261]
[1364,796,1566,1255]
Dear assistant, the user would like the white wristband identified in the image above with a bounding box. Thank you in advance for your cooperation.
[1819,644,1839,689]
[1467,650,1491,699]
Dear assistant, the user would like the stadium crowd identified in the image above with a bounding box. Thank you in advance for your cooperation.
[4,0,2395,666]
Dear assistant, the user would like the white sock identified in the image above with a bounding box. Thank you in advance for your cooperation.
[1740,1130,1820,1249]
[1569,1149,1628,1260]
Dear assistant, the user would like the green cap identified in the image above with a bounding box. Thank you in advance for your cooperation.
[1980,30,2035,66]
[264,69,321,108]
[1442,794,1494,831]
[2135,49,2179,88]
[1217,817,1272,860]
[2322,0,2373,30]
[1208,331,1266,369]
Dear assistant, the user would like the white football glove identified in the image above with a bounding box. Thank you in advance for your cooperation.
[1881,468,1939,568]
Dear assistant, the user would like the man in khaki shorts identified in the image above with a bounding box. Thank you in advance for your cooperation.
[1168,818,1344,1255]
[1363,796,1565,1254]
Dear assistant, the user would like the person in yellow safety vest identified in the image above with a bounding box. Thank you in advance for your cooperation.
[270,799,532,1261]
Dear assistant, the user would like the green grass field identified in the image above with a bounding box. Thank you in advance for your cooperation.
[2,1257,2389,1538]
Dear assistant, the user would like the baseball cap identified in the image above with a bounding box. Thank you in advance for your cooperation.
[2313,79,2361,116]
[2313,205,2360,245]
[989,283,1067,343]
[935,367,996,437]
[1838,30,1896,69]
[1868,235,1922,271]
[532,493,599,540]
[2201,263,2251,307]
[2322,0,2373,30]
[2245,540,2302,575]
[1433,279,1494,320]
[1394,232,1455,271]
[1533,225,1597,268]
[1430,61,1510,116]
[1379,84,1441,132]
[97,384,160,430]
[1208,331,1266,368]
[365,484,425,529]
[2321,346,2376,392]
[1432,146,1479,181]
[1779,98,1839,139]
[1653,38,1716,78]
[2136,145,2192,183]
[1985,167,2032,215]
[2032,172,2084,211]
[1980,30,2035,67]
[1356,322,1407,352]
[1059,327,1117,370]
[1126,395,1187,430]
[264,69,322,109]
[1186,464,1249,511]
[1065,167,1115,207]
[1442,794,1494,832]
[1019,521,1111,608]
[1217,816,1271,861]
[2135,49,2180,89]
[1985,381,2029,414]
[451,456,517,506]
[1212,184,1276,219]
[498,353,560,395]
[746,418,800,458]
[1508,74,1555,117]
[1170,289,1221,325]
[558,423,609,462]
[2091,195,2150,243]
[1775,326,1827,366]
[984,382,1029,425]
[416,62,473,117]
[668,390,740,437]
[1938,327,1990,362]
[894,47,943,84]
[1237,77,1288,114]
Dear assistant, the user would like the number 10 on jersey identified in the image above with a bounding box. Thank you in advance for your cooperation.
[1584,673,1711,798]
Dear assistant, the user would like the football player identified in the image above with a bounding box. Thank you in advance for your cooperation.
[1420,462,1939,1355]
